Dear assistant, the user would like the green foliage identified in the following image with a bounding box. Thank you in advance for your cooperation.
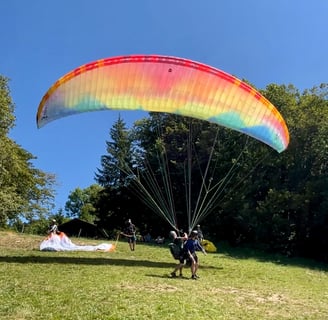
[0,75,57,228]
[65,184,103,223]
[131,113,248,229]
[0,76,15,135]
[95,116,135,188]
[47,82,328,262]
[232,83,328,260]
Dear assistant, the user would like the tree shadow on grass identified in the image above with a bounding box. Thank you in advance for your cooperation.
[216,242,328,272]
[0,255,171,267]
[0,255,222,271]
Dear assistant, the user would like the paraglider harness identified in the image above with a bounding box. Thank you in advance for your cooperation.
[168,230,186,260]
[169,242,182,260]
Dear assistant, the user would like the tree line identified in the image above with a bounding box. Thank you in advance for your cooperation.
[0,76,56,233]
[67,83,328,262]
[1,74,327,262]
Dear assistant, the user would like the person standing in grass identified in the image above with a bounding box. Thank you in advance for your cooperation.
[196,224,204,242]
[47,219,60,235]
[169,230,188,278]
[183,230,206,280]
[121,219,137,251]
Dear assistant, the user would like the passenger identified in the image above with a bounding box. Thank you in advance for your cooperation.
[183,230,206,280]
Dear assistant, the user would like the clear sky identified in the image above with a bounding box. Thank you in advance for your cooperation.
[1,0,327,212]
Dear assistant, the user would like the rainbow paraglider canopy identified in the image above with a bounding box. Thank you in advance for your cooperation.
[37,54,289,152]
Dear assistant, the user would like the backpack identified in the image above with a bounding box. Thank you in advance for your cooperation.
[169,242,182,259]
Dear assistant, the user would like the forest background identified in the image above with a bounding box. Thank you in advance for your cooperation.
[1,75,328,263]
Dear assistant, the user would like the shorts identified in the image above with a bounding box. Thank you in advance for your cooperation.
[185,253,198,266]
[127,235,136,243]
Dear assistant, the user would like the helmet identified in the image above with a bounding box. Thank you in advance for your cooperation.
[169,231,177,239]
[191,230,198,236]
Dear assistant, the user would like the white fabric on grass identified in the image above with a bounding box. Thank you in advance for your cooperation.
[40,232,115,252]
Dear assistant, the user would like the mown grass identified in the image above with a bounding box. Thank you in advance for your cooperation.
[0,231,327,320]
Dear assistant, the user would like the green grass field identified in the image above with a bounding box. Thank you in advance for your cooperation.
[0,231,327,320]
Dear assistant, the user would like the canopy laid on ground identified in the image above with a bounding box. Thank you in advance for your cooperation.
[201,239,217,253]
[40,232,115,252]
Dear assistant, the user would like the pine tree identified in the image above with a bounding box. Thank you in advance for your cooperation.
[95,116,134,188]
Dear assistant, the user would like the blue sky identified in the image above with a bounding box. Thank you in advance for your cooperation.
[1,0,327,212]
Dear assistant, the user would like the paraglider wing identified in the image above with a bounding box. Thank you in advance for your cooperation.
[37,55,289,152]
[40,232,115,252]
